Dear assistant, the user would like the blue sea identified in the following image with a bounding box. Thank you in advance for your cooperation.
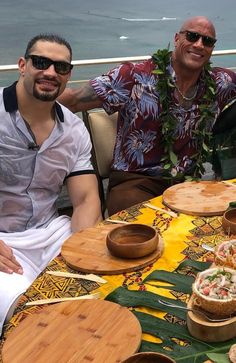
[1,0,236,85]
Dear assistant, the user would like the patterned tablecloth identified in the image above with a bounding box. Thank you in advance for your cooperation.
[0,187,235,362]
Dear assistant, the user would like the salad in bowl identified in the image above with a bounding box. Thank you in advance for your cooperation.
[215,240,236,269]
[192,267,236,316]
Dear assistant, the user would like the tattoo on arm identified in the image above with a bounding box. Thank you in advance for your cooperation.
[79,84,100,104]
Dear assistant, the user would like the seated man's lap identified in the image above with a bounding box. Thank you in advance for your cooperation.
[106,171,170,216]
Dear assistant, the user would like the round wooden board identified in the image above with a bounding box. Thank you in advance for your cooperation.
[162,181,236,216]
[186,296,236,342]
[61,224,164,275]
[2,299,142,363]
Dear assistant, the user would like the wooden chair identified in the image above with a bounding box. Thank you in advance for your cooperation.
[212,101,236,179]
[82,110,118,216]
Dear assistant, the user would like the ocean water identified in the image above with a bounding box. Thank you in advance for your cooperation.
[1,0,236,85]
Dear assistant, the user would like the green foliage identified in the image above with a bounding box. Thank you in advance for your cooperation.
[105,259,235,363]
[143,270,194,294]
[206,353,230,362]
[175,259,211,272]
[138,311,236,362]
[152,47,216,180]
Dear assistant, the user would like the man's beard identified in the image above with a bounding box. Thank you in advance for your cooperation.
[33,87,60,101]
[33,79,61,101]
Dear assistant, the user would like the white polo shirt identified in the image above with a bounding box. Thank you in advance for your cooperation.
[0,82,94,232]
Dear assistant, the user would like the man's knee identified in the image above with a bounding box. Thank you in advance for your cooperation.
[107,182,154,215]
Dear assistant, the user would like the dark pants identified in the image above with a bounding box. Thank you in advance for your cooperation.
[106,171,182,216]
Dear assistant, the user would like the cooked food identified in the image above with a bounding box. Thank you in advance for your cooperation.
[215,240,236,269]
[192,267,236,316]
[229,344,236,363]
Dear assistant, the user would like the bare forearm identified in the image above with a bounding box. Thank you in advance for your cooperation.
[71,200,103,232]
[67,174,103,232]
[58,83,103,113]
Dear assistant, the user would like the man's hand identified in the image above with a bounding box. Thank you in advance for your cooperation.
[0,240,23,274]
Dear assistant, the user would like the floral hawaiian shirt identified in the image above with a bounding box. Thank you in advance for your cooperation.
[90,59,236,177]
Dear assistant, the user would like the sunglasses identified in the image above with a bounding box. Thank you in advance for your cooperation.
[179,30,217,47]
[26,54,73,75]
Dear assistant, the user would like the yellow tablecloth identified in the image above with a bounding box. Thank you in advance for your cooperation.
[0,190,233,361]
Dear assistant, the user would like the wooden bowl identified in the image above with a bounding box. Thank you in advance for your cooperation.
[222,208,236,235]
[106,224,158,259]
[121,352,176,363]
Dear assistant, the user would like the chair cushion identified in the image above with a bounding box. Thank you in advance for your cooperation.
[88,111,117,177]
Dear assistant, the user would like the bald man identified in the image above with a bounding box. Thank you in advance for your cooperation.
[59,16,236,215]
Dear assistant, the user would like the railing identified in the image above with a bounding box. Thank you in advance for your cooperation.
[1,49,236,89]
[1,49,236,81]
[1,49,236,71]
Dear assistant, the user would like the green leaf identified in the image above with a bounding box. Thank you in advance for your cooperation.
[153,69,164,75]
[175,259,211,272]
[143,270,194,294]
[206,353,230,363]
[105,287,187,319]
[105,260,236,362]
[135,311,236,362]
[202,142,209,152]
[169,151,178,165]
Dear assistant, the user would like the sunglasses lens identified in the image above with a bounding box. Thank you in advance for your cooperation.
[31,56,50,70]
[202,37,215,47]
[185,31,200,43]
[184,31,216,47]
[55,62,73,75]
[28,55,73,75]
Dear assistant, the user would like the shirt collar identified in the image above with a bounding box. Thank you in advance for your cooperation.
[3,81,64,122]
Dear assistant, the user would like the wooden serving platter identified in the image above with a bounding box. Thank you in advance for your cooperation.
[162,181,236,216]
[2,299,142,363]
[186,296,236,342]
[61,224,164,275]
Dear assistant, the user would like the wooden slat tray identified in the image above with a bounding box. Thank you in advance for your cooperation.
[61,224,164,275]
[2,299,142,363]
[162,181,236,216]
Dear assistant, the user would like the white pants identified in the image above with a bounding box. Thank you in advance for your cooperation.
[0,215,72,336]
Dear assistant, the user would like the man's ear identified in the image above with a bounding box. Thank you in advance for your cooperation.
[18,57,27,76]
[174,32,179,47]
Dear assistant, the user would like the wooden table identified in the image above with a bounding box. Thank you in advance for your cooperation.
[1,182,236,363]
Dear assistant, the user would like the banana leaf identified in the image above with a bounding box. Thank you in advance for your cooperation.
[143,270,194,294]
[106,289,236,362]
[105,259,236,362]
[135,311,236,362]
[143,260,211,294]
[206,353,230,363]
[175,259,211,272]
[106,287,187,319]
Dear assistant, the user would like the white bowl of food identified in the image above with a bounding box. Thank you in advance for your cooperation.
[214,240,236,269]
[192,267,236,316]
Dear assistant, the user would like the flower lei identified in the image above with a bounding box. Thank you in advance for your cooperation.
[152,46,216,180]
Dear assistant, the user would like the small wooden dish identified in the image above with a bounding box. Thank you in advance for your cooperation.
[106,224,158,259]
[121,352,176,363]
[187,296,236,342]
[222,208,236,235]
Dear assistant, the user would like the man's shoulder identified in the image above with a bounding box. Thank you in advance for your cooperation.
[57,102,81,120]
[57,102,86,129]
[118,58,154,73]
[132,58,154,72]
[211,66,235,77]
